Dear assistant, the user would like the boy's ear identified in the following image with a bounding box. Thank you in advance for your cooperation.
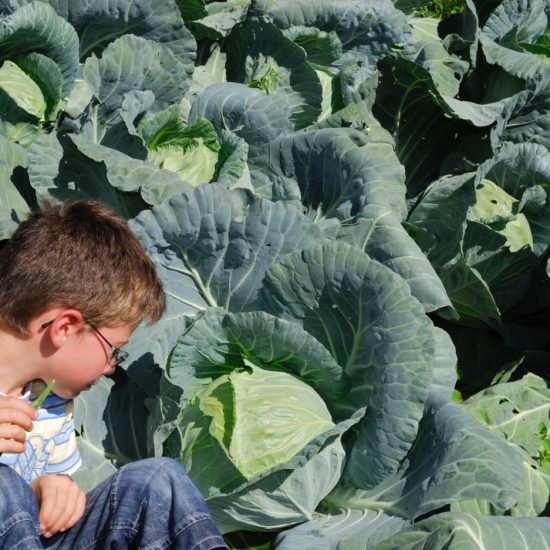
[42,309,84,349]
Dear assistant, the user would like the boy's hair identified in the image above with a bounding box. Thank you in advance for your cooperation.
[0,200,166,335]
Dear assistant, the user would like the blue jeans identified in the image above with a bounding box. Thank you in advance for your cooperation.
[0,458,228,549]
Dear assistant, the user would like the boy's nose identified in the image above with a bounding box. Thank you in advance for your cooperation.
[103,363,116,376]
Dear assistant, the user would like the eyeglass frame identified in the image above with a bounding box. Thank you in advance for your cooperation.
[40,318,129,368]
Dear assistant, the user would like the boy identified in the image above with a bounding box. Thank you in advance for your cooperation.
[0,201,228,549]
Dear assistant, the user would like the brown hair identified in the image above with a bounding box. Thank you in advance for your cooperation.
[0,200,166,334]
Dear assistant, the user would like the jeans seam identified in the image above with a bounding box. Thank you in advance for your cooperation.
[0,512,40,539]
[109,497,148,530]
[189,534,227,550]
[142,514,221,550]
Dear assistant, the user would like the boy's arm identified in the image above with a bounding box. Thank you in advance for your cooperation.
[0,396,37,454]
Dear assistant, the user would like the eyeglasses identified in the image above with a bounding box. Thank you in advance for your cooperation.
[41,318,129,368]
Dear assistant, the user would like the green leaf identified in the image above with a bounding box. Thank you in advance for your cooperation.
[408,18,469,97]
[27,133,147,218]
[214,130,251,190]
[73,369,153,491]
[274,127,407,221]
[260,240,435,488]
[130,183,323,316]
[224,19,323,129]
[498,213,533,252]
[205,412,363,533]
[452,450,550,517]
[43,0,196,63]
[519,184,547,215]
[175,0,207,21]
[282,26,343,66]
[189,81,293,149]
[491,74,550,151]
[166,309,348,410]
[139,104,181,143]
[99,90,154,157]
[0,61,46,119]
[480,33,550,80]
[144,117,221,187]
[468,179,534,252]
[189,0,251,39]
[166,401,362,533]
[376,512,550,549]
[148,145,218,187]
[327,396,525,519]
[174,396,246,497]
[429,327,458,401]
[0,134,30,238]
[24,130,63,204]
[374,57,469,197]
[250,0,412,65]
[185,44,227,105]
[475,142,550,256]
[189,82,296,200]
[438,257,501,323]
[311,100,376,132]
[273,507,408,550]
[17,53,63,119]
[521,33,550,58]
[147,116,219,153]
[470,178,519,225]
[62,78,95,119]
[483,0,547,47]
[123,310,187,381]
[0,2,79,96]
[200,364,334,479]
[444,323,524,397]
[463,222,536,313]
[409,173,502,323]
[464,373,550,459]
[335,204,451,313]
[83,34,192,133]
[67,135,186,206]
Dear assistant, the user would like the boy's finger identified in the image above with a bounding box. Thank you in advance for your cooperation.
[0,423,27,443]
[61,487,86,531]
[39,487,66,535]
[0,409,35,431]
[42,479,79,536]
[0,439,25,454]
[0,397,38,419]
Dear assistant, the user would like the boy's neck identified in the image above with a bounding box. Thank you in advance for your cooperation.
[0,327,42,396]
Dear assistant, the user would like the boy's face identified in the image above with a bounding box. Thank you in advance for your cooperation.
[51,323,134,399]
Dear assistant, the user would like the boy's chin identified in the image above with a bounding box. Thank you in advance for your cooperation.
[55,379,99,399]
[55,386,87,399]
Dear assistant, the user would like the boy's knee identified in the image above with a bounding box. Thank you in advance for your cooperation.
[0,465,39,526]
[117,458,210,512]
[0,465,36,509]
[121,457,186,484]
[119,457,191,492]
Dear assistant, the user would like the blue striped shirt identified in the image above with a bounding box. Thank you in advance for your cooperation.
[0,381,81,482]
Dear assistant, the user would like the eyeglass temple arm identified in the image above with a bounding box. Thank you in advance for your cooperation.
[41,319,114,350]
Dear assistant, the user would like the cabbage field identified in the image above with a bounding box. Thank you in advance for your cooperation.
[2,0,550,547]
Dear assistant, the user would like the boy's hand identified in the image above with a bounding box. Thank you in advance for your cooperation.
[0,396,37,453]
[31,474,86,538]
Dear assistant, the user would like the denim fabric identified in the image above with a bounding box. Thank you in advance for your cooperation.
[0,458,228,549]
